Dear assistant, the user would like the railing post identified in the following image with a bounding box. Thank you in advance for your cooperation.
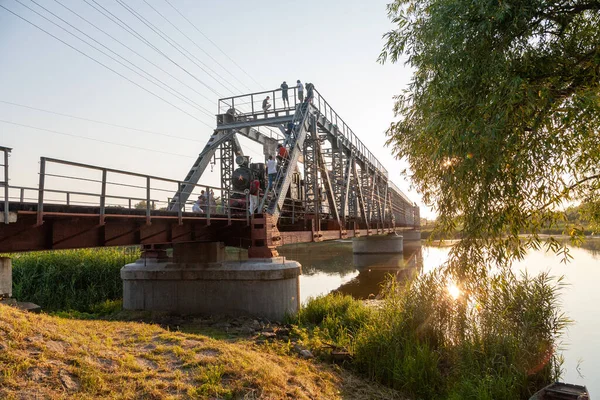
[99,169,107,225]
[20,188,24,203]
[37,157,46,226]
[3,148,9,225]
[227,189,231,226]
[177,182,182,225]
[206,186,211,226]
[128,198,132,209]
[66,192,70,206]
[146,176,151,225]
[251,94,254,114]
[246,191,250,226]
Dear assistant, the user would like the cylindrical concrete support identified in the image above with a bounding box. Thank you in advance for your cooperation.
[402,230,421,241]
[0,257,12,298]
[353,234,404,269]
[121,256,301,321]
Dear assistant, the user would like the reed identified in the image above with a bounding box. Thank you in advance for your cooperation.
[296,270,568,399]
[8,247,140,312]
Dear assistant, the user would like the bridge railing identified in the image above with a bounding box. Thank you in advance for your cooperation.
[0,146,11,224]
[32,157,256,226]
[217,87,389,178]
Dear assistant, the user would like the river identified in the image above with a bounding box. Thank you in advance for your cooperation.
[277,239,600,394]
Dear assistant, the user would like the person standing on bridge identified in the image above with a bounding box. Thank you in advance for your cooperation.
[267,155,277,192]
[305,83,314,104]
[249,178,260,216]
[262,96,271,116]
[280,81,289,108]
[297,80,304,102]
[192,196,204,213]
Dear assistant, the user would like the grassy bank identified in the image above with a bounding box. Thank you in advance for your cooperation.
[8,247,140,312]
[291,271,567,399]
[0,304,403,400]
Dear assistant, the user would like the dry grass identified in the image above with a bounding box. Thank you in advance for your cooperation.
[0,304,403,400]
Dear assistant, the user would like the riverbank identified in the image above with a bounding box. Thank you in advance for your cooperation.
[0,303,403,399]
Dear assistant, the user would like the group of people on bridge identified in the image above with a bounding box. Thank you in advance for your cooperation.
[262,80,314,114]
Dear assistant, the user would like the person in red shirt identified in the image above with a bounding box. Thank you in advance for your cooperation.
[249,179,260,215]
[277,144,288,164]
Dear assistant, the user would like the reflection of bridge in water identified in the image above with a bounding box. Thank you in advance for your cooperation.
[0,87,421,319]
[277,241,423,300]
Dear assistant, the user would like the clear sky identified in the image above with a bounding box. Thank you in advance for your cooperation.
[0,0,432,217]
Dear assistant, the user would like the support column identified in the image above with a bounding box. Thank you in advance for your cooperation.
[121,240,301,320]
[352,234,404,270]
[0,257,11,298]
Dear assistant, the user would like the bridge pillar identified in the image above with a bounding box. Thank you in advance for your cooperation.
[402,230,422,241]
[352,234,404,270]
[121,241,301,320]
[0,257,11,298]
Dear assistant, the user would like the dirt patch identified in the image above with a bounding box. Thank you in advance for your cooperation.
[58,369,80,392]
[135,357,158,370]
[96,357,117,371]
[26,366,51,383]
[46,340,66,353]
[198,348,220,357]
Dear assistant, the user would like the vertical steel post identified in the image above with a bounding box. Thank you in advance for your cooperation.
[20,188,24,203]
[227,189,231,226]
[177,182,182,225]
[3,148,9,225]
[37,157,46,226]
[146,176,151,225]
[66,192,70,206]
[246,191,250,226]
[100,169,107,224]
[206,185,211,226]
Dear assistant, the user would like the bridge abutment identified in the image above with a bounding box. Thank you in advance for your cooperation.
[121,241,301,320]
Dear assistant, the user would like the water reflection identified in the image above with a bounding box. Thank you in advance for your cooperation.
[277,240,424,301]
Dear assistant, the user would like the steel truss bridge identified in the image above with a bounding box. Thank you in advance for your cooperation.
[0,87,419,256]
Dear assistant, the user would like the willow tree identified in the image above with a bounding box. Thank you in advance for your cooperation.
[380,0,600,275]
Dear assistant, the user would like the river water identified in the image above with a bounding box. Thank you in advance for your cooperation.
[277,239,600,394]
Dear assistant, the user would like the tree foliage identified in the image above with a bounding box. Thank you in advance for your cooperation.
[381,0,600,275]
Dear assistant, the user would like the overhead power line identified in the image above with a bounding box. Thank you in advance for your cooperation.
[0,100,202,143]
[163,0,264,90]
[141,0,249,93]
[84,0,224,103]
[51,0,218,110]
[0,119,195,159]
[0,3,213,128]
[115,0,226,98]
[20,0,213,118]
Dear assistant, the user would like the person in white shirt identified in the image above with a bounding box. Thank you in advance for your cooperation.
[266,155,277,192]
[192,196,203,213]
[297,80,304,102]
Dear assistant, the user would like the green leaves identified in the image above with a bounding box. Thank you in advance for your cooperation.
[383,0,600,274]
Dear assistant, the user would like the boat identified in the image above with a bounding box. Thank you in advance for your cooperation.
[530,382,590,400]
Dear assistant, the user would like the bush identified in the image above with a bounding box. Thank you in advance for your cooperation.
[9,247,140,312]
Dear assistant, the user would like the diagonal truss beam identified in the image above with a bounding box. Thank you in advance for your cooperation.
[316,136,341,229]
[352,160,368,225]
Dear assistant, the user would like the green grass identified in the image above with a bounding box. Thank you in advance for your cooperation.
[7,247,140,313]
[294,270,568,399]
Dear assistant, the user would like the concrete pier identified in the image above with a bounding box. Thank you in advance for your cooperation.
[402,230,421,241]
[0,257,11,298]
[121,242,301,320]
[352,234,404,269]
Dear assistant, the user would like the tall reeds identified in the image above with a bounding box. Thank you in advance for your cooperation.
[9,247,140,312]
[296,270,568,399]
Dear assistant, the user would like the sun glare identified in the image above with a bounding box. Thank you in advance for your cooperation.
[447,282,461,300]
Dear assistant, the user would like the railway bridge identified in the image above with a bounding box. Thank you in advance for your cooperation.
[0,86,420,319]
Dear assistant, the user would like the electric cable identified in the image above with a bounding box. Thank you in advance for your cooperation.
[115,0,226,98]
[51,0,219,110]
[0,119,196,158]
[20,0,214,118]
[0,3,212,128]
[163,0,264,90]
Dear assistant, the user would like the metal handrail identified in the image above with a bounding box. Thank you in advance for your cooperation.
[34,157,254,226]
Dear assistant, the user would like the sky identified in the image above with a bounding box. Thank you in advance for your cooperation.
[0,0,432,218]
